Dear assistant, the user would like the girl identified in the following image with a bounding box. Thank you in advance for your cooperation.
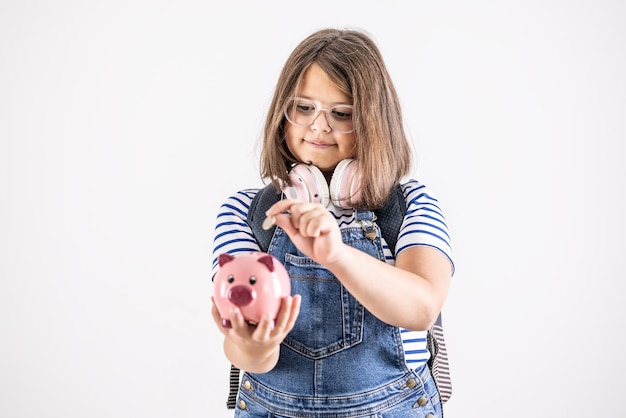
[211,28,454,418]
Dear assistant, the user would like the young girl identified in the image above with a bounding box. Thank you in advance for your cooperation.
[211,28,454,418]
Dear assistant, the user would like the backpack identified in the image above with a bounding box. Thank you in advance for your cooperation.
[225,184,452,409]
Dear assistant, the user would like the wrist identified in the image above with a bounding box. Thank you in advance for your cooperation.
[323,243,356,272]
[226,344,279,374]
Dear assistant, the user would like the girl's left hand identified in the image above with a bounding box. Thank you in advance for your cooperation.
[266,199,345,265]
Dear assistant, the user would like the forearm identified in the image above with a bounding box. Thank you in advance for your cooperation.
[325,245,450,331]
[264,201,451,330]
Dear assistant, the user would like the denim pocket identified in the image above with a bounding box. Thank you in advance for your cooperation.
[282,253,364,359]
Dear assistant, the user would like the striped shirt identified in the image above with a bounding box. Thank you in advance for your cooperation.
[211,179,453,368]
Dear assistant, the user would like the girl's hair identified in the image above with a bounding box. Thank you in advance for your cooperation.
[260,28,412,209]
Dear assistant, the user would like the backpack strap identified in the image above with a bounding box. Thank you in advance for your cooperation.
[373,184,405,255]
[247,184,282,253]
[376,185,451,405]
[226,364,240,409]
[427,315,452,405]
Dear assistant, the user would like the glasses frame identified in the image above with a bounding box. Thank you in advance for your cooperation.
[283,97,355,134]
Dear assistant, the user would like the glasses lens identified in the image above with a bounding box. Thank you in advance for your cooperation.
[328,105,353,133]
[284,98,316,127]
[284,98,354,133]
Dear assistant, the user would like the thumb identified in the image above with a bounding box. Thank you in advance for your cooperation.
[270,213,298,238]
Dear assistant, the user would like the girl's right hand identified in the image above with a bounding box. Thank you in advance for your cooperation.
[211,294,301,372]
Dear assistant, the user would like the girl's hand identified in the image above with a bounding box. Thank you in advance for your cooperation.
[266,199,346,265]
[211,295,301,367]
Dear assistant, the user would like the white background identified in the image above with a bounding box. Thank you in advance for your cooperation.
[1,1,625,417]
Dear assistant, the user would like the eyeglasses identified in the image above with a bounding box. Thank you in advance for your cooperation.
[284,97,355,133]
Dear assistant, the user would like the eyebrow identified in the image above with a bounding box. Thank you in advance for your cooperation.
[293,95,354,106]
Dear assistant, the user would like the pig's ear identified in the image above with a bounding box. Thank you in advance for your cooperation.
[218,253,235,267]
[257,254,275,272]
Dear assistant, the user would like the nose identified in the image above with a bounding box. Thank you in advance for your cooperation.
[228,285,256,307]
[310,110,332,133]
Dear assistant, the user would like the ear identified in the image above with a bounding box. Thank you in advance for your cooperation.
[257,254,275,272]
[218,253,235,267]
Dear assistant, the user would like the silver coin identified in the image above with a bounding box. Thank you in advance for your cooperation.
[262,216,276,230]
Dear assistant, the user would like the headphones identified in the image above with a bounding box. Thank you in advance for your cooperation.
[281,159,362,209]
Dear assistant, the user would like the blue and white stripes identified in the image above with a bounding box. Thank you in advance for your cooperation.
[400,329,430,367]
[211,189,261,274]
[396,180,454,272]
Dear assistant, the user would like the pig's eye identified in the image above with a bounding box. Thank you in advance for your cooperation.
[227,274,235,283]
[249,276,257,285]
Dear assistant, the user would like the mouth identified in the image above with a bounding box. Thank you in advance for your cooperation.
[304,139,335,149]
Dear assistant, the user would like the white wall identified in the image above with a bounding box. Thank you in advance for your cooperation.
[1,1,624,417]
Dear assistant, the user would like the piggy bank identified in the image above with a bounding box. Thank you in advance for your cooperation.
[213,252,291,328]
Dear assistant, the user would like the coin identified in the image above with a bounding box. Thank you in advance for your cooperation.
[262,216,276,230]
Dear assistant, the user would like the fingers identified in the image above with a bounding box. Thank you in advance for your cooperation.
[210,298,224,327]
[281,294,301,333]
[212,296,253,336]
[273,295,301,334]
[268,201,331,238]
[251,295,301,342]
[296,208,329,237]
[228,307,247,330]
[212,295,302,346]
[271,213,298,237]
[265,199,299,217]
[211,297,232,333]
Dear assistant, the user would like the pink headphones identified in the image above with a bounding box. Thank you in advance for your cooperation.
[282,159,362,209]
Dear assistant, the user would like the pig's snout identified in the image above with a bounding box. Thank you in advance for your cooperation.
[228,285,256,307]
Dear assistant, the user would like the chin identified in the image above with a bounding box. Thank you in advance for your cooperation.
[305,160,336,172]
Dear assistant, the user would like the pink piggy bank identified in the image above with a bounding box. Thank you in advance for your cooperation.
[213,252,291,328]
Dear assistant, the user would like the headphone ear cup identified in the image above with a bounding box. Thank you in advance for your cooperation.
[282,164,330,206]
[329,159,362,208]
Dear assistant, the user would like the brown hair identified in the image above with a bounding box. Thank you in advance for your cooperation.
[260,28,412,209]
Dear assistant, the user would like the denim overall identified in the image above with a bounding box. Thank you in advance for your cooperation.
[235,210,442,418]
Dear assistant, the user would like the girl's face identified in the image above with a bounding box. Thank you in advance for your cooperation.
[284,64,356,177]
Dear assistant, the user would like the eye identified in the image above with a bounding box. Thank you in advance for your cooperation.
[331,107,352,121]
[227,274,234,284]
[249,276,257,285]
[295,103,314,114]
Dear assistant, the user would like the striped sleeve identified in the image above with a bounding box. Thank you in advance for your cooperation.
[210,189,261,277]
[397,180,454,274]
[400,328,430,367]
